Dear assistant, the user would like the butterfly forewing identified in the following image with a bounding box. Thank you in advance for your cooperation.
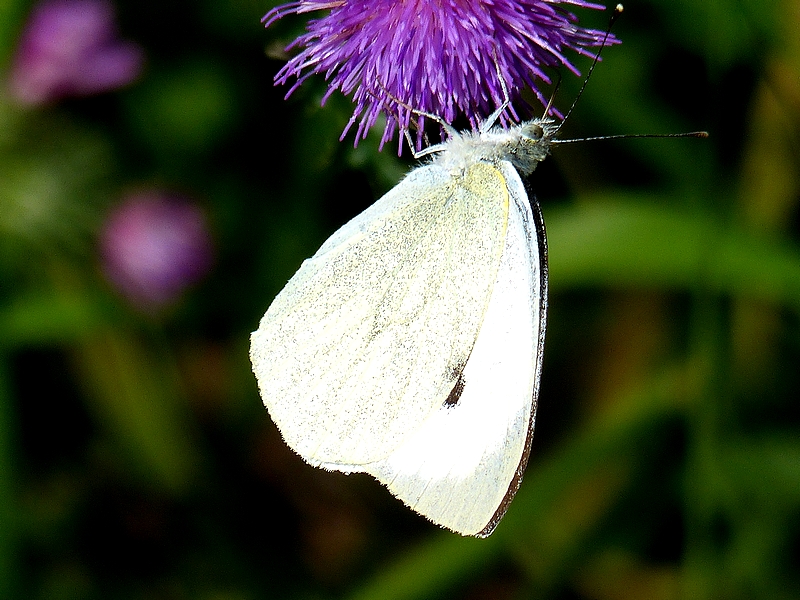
[250,162,511,468]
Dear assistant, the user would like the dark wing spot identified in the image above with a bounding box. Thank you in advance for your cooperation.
[443,368,466,408]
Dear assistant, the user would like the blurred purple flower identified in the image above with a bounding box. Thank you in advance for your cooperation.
[100,192,214,309]
[264,0,617,151]
[9,0,143,105]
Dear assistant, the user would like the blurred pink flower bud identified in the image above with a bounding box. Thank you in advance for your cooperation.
[100,192,214,309]
[9,0,143,105]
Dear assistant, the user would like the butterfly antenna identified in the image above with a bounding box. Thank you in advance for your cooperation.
[553,130,709,144]
[555,3,624,134]
[543,71,563,119]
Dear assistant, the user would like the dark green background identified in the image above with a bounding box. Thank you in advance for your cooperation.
[0,0,798,598]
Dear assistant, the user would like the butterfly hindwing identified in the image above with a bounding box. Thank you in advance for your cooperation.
[363,161,546,536]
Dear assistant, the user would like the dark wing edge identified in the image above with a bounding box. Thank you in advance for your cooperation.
[476,189,549,538]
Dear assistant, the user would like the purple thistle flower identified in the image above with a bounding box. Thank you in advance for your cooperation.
[100,191,214,310]
[8,0,144,106]
[264,0,618,152]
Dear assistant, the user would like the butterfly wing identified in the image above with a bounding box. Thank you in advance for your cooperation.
[250,162,510,468]
[364,161,548,536]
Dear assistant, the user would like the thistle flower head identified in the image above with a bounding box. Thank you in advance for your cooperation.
[264,0,618,152]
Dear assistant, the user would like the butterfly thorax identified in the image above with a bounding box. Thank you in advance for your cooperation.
[431,118,558,177]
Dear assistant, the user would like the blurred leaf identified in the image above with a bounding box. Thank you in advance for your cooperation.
[654,0,779,66]
[0,95,22,148]
[0,292,110,347]
[200,0,267,43]
[0,0,25,61]
[0,357,19,599]
[75,329,203,495]
[547,198,800,311]
[0,105,113,266]
[724,437,800,510]
[574,549,680,600]
[124,59,239,163]
[347,534,495,600]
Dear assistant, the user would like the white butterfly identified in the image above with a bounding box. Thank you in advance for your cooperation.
[250,2,708,536]
[250,102,554,537]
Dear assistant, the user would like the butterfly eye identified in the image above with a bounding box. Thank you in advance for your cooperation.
[520,122,544,142]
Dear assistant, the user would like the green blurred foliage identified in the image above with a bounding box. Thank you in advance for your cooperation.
[0,0,798,599]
